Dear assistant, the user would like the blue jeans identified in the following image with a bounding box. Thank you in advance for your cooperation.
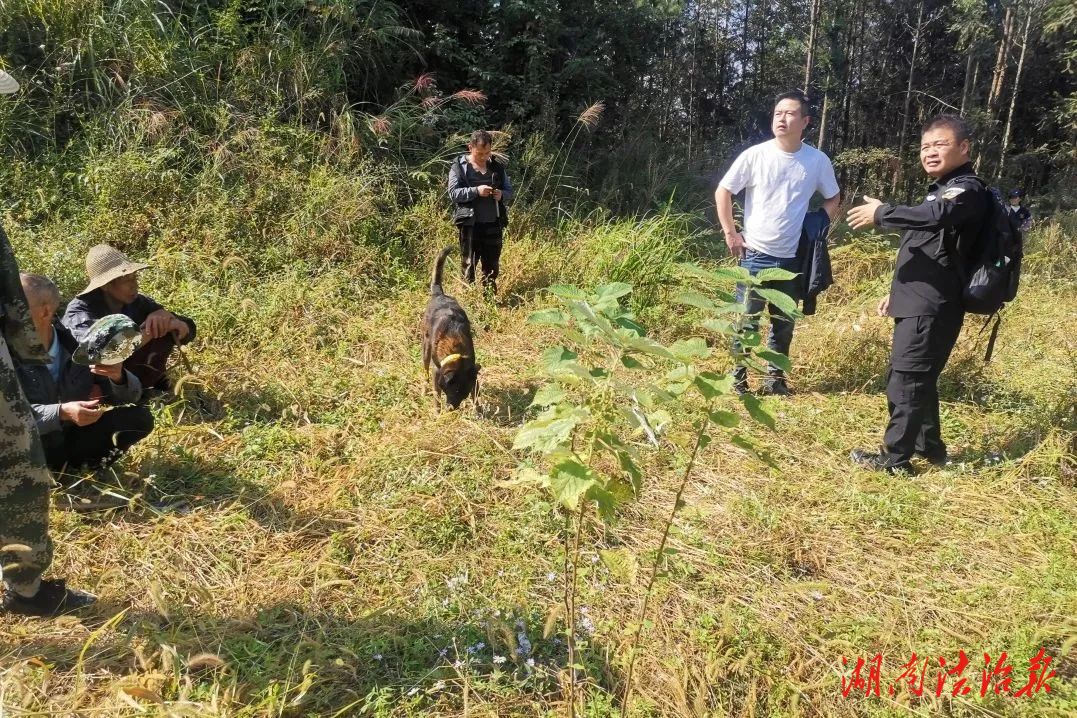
[732,249,801,378]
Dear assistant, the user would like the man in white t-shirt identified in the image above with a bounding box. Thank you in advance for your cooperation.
[715,90,841,396]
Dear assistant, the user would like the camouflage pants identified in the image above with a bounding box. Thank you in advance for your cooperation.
[0,335,53,596]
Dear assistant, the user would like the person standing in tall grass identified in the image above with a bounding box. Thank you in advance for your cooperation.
[0,68,96,617]
[448,130,514,295]
[716,90,841,395]
[847,115,990,474]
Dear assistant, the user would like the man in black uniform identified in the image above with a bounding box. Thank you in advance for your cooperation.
[1007,189,1032,232]
[846,115,990,474]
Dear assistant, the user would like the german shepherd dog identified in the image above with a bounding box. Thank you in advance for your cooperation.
[422,247,480,409]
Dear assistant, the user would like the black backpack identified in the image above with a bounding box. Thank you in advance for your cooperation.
[943,176,1024,361]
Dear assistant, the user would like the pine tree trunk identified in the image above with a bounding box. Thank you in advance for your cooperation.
[987,6,1015,116]
[892,0,926,194]
[804,0,820,90]
[999,7,1033,175]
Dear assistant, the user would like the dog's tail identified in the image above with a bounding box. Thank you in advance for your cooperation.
[430,246,453,296]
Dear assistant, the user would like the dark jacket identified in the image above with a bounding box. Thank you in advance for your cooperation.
[14,321,142,437]
[873,163,990,318]
[447,155,514,227]
[62,289,196,344]
[797,208,833,316]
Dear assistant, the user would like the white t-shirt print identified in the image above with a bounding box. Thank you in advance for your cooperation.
[719,140,840,258]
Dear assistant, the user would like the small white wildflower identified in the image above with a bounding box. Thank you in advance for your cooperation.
[590,554,600,563]
[373,653,383,661]
[492,655,506,664]
[438,648,448,658]
[433,680,446,691]
[526,658,536,667]
[406,686,419,697]
[546,572,557,582]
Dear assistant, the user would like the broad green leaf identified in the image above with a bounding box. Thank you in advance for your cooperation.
[530,384,566,407]
[739,393,776,430]
[527,308,569,326]
[599,548,639,584]
[714,302,751,316]
[753,267,799,282]
[670,337,712,362]
[754,349,792,373]
[513,408,586,452]
[754,288,802,319]
[676,291,716,311]
[621,333,679,361]
[702,318,735,335]
[695,372,733,399]
[737,330,762,348]
[665,365,693,383]
[708,410,740,427]
[613,316,646,337]
[542,346,577,369]
[621,354,645,369]
[548,460,598,510]
[595,282,632,301]
[548,284,587,300]
[698,433,712,449]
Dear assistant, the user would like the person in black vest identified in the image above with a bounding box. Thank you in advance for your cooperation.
[846,115,990,474]
[1007,189,1032,232]
[14,274,153,477]
[447,130,514,294]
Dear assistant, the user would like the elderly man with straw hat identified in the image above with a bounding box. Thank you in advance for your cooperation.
[62,244,196,392]
[0,68,97,616]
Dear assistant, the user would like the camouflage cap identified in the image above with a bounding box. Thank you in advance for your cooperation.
[72,314,143,366]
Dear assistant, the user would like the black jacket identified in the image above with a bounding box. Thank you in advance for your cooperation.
[447,155,514,227]
[14,321,142,437]
[797,208,833,316]
[62,289,197,344]
[874,163,990,318]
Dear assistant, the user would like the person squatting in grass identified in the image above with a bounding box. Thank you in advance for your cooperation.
[14,273,153,480]
[715,90,841,396]
[847,114,991,475]
[0,68,96,616]
[447,130,515,295]
[63,244,196,393]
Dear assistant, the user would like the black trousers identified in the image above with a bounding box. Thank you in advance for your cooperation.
[883,310,964,466]
[459,221,503,291]
[43,405,155,476]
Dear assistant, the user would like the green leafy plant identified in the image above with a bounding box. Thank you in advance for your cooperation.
[514,270,797,715]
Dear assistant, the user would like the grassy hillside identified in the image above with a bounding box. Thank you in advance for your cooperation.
[1,197,1074,716]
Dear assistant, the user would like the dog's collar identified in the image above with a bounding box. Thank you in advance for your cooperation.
[439,353,469,368]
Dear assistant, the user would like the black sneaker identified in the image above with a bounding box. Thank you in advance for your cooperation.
[916,449,948,466]
[761,377,792,397]
[849,448,915,475]
[3,579,97,617]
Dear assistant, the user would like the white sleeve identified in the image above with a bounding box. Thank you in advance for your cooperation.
[719,149,753,194]
[817,154,840,199]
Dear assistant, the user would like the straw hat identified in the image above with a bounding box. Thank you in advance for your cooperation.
[0,70,19,95]
[78,244,150,296]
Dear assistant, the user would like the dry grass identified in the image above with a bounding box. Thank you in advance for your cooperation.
[1,217,1074,717]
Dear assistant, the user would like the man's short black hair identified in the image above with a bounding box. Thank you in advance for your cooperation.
[921,114,972,142]
[774,90,812,117]
[469,130,493,147]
